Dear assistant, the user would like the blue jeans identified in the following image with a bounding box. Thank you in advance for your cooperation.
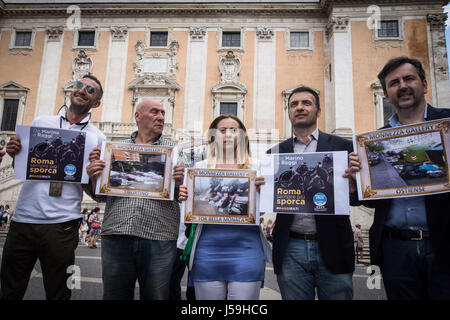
[101,235,176,300]
[382,237,450,300]
[276,238,353,300]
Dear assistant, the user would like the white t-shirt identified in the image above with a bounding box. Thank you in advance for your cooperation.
[13,110,105,224]
[177,216,188,250]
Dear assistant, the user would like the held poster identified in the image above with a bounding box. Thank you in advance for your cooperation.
[259,151,350,215]
[354,118,450,200]
[95,141,176,200]
[181,168,258,225]
[14,125,97,183]
[177,140,207,168]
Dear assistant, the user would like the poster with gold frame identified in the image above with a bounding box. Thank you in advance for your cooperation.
[181,168,258,225]
[95,141,176,200]
[354,118,450,200]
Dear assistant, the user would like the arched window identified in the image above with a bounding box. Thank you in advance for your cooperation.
[212,82,247,120]
[371,80,394,128]
[0,81,29,132]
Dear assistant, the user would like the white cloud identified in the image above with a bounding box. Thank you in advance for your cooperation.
[445,4,450,26]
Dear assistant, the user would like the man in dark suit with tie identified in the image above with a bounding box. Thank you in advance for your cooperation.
[267,85,356,300]
[348,57,450,300]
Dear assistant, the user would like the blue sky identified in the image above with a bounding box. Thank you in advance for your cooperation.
[446,4,450,69]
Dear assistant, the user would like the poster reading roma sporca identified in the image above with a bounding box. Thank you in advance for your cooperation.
[95,142,176,200]
[354,118,450,200]
[181,168,258,225]
[259,151,350,215]
[14,125,97,183]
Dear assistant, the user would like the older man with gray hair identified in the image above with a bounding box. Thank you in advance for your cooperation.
[86,99,185,300]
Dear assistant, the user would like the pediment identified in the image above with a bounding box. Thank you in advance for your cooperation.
[128,74,180,90]
[63,80,75,91]
[212,81,247,94]
[0,81,29,92]
[282,84,320,95]
[370,80,382,90]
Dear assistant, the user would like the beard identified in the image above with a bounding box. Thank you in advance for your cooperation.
[394,88,419,109]
[70,94,94,116]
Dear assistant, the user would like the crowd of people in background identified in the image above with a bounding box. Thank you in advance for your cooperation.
[0,204,13,231]
[79,207,102,248]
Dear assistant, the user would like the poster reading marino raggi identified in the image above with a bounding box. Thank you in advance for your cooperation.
[14,126,97,183]
[259,151,350,215]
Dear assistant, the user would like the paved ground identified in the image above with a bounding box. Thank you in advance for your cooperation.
[370,154,447,189]
[369,154,407,189]
[0,238,386,300]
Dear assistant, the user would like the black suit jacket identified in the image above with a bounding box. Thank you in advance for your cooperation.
[268,131,355,275]
[364,105,450,272]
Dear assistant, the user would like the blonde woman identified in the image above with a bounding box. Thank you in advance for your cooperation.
[179,114,271,300]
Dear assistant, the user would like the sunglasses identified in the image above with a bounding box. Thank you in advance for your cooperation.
[72,80,96,95]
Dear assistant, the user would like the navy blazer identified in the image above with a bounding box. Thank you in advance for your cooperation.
[267,131,355,275]
[363,105,450,272]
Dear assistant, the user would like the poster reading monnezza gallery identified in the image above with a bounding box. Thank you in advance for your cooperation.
[354,118,450,200]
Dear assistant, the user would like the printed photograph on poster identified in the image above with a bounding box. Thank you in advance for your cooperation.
[354,118,450,200]
[182,168,258,225]
[259,151,350,215]
[13,125,97,183]
[177,140,207,168]
[95,142,175,200]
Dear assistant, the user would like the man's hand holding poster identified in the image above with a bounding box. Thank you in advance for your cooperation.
[259,151,350,215]
[14,126,97,183]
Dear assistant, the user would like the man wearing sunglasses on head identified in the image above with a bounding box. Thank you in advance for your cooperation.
[1,75,106,300]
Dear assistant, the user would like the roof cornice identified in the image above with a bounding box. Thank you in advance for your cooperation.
[1,2,325,18]
[2,1,447,19]
[320,0,449,8]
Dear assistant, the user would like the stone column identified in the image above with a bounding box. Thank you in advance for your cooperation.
[253,27,276,134]
[427,13,450,109]
[251,27,278,159]
[102,26,128,122]
[183,26,208,135]
[35,26,64,117]
[326,17,354,139]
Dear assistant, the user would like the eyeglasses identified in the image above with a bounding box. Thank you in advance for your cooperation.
[72,80,96,95]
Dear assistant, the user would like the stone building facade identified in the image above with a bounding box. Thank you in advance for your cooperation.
[0,0,449,229]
